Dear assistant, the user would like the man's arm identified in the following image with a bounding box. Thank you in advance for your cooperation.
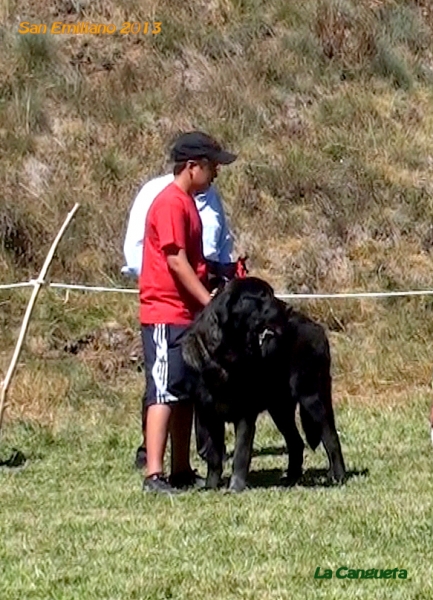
[217,216,234,264]
[212,188,234,264]
[196,187,234,264]
[165,246,211,307]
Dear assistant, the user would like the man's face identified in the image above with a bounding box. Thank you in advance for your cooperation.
[189,158,220,192]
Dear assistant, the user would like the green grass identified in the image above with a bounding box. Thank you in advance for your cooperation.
[1,395,433,599]
[2,1,433,595]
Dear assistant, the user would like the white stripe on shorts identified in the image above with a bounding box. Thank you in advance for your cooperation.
[151,324,177,404]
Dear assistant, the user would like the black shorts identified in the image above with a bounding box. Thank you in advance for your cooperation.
[141,324,191,407]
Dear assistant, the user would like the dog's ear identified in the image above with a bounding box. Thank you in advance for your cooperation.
[181,330,204,371]
[198,308,224,355]
[181,303,226,370]
[209,286,233,329]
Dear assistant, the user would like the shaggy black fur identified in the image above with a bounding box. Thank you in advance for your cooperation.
[181,277,346,492]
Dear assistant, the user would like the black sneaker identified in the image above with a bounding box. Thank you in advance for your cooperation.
[169,469,206,490]
[134,445,147,470]
[143,473,180,495]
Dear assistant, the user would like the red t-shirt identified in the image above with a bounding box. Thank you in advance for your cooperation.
[139,182,208,324]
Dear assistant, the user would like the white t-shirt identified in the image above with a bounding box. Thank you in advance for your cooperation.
[122,174,234,277]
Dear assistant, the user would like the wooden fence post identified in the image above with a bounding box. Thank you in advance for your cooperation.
[0,203,80,433]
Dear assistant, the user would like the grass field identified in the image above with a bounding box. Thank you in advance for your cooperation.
[2,288,433,599]
[1,389,433,600]
[2,1,433,597]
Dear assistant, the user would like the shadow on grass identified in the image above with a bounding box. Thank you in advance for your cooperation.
[0,449,27,468]
[225,445,287,460]
[244,467,369,489]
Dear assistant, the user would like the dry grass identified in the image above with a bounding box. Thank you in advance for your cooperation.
[1,0,433,423]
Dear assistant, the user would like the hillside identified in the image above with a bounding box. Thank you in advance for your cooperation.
[1,0,433,424]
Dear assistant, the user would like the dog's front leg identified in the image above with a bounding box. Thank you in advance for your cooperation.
[195,404,225,489]
[229,416,256,492]
[205,422,225,490]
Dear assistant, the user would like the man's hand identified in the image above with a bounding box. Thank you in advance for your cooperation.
[235,255,249,279]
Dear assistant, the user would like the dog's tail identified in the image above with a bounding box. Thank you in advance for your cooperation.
[299,394,324,451]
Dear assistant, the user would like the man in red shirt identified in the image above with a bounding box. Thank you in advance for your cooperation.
[140,131,237,494]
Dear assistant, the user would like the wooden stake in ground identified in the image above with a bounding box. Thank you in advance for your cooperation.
[0,203,80,433]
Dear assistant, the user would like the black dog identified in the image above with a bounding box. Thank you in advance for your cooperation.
[181,277,346,492]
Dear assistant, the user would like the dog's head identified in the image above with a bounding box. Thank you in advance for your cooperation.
[181,277,287,371]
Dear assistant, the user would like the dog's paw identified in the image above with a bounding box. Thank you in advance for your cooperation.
[329,470,346,486]
[280,470,302,487]
[205,472,222,490]
[228,475,247,493]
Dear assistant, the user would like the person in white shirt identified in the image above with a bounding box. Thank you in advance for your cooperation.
[123,172,239,470]
[122,173,235,278]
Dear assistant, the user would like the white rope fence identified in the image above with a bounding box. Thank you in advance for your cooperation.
[0,282,35,290]
[0,279,433,300]
[2,201,433,434]
[3,280,433,300]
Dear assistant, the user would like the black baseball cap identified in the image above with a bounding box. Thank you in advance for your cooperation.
[170,131,237,165]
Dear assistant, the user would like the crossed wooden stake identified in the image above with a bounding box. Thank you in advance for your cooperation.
[0,203,80,433]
